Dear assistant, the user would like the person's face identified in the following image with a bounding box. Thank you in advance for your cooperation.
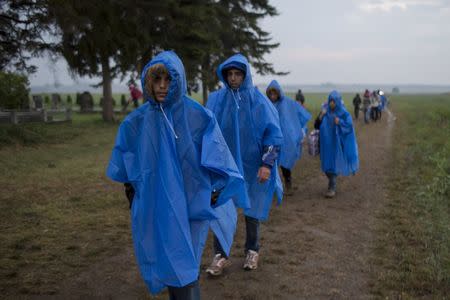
[151,73,170,102]
[268,89,279,102]
[226,68,244,90]
[329,100,336,110]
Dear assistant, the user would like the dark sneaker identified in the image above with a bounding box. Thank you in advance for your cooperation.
[206,254,231,276]
[243,250,259,270]
[285,181,294,196]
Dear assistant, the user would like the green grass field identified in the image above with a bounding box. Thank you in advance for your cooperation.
[0,113,131,295]
[371,94,450,298]
[1,93,449,296]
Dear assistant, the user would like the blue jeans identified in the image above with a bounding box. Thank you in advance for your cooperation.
[168,280,200,300]
[326,172,337,191]
[364,108,370,123]
[214,215,260,257]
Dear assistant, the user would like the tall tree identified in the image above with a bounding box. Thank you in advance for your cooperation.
[1,0,284,111]
[200,0,287,103]
[48,1,168,121]
[0,0,53,73]
[161,0,219,98]
[150,0,285,104]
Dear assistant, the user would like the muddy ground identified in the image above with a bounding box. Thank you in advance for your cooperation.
[51,111,394,300]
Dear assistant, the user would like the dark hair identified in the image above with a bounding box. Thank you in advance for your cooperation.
[222,67,245,83]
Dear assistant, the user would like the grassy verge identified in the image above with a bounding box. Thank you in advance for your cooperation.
[372,94,450,298]
[0,113,118,148]
[0,113,132,295]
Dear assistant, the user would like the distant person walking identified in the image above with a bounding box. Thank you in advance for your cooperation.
[122,83,143,112]
[266,80,311,196]
[378,90,387,119]
[314,91,359,198]
[295,89,305,105]
[362,89,371,124]
[370,90,380,122]
[352,93,361,119]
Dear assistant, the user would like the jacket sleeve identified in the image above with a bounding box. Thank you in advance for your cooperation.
[261,145,280,169]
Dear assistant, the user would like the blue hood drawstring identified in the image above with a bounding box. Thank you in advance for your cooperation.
[159,103,179,139]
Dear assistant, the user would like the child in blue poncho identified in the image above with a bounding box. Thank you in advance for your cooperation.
[107,51,246,299]
[314,90,359,198]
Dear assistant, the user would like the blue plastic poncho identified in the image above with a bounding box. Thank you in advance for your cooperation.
[380,94,387,110]
[106,51,246,294]
[319,90,359,176]
[206,54,284,221]
[266,80,311,170]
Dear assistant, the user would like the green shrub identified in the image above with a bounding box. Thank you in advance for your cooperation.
[0,71,30,109]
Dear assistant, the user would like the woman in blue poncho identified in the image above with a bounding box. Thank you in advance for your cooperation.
[314,90,359,198]
[266,80,311,195]
[106,51,246,299]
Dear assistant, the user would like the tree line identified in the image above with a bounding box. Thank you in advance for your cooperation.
[1,0,285,121]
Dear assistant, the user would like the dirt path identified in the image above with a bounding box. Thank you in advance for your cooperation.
[53,110,395,300]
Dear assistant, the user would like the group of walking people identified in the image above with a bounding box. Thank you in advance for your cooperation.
[352,89,388,123]
[106,51,360,299]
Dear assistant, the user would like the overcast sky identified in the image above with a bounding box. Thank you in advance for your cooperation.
[29,0,450,87]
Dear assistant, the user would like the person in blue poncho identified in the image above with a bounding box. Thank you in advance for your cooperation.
[106,51,247,299]
[205,54,283,274]
[266,80,311,195]
[314,90,359,198]
[378,90,387,119]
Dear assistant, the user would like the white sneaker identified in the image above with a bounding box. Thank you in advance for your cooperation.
[205,254,231,276]
[243,250,259,270]
[325,189,336,198]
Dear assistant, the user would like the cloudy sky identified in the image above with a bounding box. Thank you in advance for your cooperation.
[29,0,450,86]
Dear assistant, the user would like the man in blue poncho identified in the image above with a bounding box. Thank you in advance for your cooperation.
[266,80,311,195]
[205,54,284,274]
[106,51,247,299]
[314,90,359,198]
